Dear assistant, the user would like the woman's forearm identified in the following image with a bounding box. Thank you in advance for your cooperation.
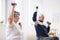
[8,3,16,24]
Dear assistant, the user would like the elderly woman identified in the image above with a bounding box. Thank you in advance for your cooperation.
[6,3,23,40]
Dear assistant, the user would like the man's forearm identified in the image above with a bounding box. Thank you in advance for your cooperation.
[47,26,50,33]
[32,12,37,22]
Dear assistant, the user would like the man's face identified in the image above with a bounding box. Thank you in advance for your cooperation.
[39,15,44,21]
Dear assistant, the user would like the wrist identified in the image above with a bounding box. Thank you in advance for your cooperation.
[48,25,50,27]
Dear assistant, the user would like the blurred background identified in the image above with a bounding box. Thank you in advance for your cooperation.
[0,0,60,40]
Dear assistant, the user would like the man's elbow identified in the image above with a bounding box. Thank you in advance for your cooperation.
[32,18,36,22]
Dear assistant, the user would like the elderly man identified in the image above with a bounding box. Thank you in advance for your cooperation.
[32,6,52,40]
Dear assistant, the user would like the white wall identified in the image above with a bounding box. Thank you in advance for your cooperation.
[0,0,6,40]
[0,0,1,20]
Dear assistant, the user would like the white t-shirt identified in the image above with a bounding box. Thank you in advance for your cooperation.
[6,23,23,40]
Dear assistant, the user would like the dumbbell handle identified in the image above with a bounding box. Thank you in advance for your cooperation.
[11,3,17,6]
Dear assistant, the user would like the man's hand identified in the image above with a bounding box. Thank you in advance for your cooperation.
[47,21,51,26]
[36,6,38,12]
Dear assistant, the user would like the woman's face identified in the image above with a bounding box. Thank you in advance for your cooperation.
[14,15,20,23]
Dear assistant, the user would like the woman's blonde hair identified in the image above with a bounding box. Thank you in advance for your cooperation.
[14,11,20,17]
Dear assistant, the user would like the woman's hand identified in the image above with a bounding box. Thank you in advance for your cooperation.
[19,22,22,29]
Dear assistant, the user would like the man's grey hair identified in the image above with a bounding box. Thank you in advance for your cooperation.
[14,11,20,17]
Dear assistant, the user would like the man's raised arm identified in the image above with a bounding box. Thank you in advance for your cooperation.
[32,6,38,22]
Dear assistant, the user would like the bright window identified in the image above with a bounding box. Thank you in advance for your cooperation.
[0,0,1,21]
